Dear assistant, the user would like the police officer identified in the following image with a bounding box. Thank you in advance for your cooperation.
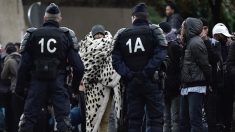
[112,3,167,132]
[15,3,84,132]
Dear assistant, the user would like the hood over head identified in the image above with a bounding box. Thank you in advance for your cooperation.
[184,17,203,39]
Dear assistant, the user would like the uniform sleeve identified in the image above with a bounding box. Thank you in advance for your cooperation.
[15,52,33,93]
[67,48,84,93]
[17,29,34,82]
[15,30,35,95]
[143,26,168,78]
[112,30,133,80]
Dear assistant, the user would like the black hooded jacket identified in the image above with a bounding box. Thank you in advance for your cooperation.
[165,39,182,101]
[181,18,212,87]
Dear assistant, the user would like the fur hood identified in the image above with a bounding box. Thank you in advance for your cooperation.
[80,31,113,58]
[79,31,117,86]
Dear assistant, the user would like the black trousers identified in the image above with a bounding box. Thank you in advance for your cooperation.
[205,90,217,132]
[217,73,234,132]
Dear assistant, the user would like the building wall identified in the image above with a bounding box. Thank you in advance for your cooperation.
[0,0,25,47]
[24,6,132,39]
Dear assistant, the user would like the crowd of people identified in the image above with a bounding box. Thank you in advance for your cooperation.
[0,1,234,132]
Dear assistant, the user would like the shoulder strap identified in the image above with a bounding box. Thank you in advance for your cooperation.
[60,27,79,51]
[150,24,168,47]
[20,27,37,53]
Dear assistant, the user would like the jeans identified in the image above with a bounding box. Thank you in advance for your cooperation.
[217,73,234,132]
[179,92,204,132]
[70,107,82,132]
[204,91,217,132]
[108,98,117,132]
[164,96,180,132]
[127,78,163,132]
[0,107,5,131]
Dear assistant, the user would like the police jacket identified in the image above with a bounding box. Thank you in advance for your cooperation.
[112,19,167,80]
[16,20,84,92]
[181,18,212,87]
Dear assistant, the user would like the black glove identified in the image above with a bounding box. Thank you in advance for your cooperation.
[131,77,143,86]
[133,72,146,80]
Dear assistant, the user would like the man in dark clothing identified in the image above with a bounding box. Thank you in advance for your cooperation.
[15,3,84,132]
[200,18,222,132]
[112,3,167,132]
[227,42,235,88]
[180,18,212,132]
[226,41,235,132]
[165,1,183,31]
[212,23,234,132]
[159,22,182,132]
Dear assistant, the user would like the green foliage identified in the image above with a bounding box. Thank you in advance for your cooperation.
[147,6,163,24]
[222,0,235,31]
[23,0,235,31]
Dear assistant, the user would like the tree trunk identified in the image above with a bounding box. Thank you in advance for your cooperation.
[209,0,223,25]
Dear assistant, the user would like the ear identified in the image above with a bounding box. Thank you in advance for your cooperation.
[131,16,136,23]
[59,16,62,22]
[43,16,47,22]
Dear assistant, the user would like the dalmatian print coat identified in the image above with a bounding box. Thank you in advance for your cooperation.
[80,31,121,132]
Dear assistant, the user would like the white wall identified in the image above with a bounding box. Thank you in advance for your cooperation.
[0,0,25,47]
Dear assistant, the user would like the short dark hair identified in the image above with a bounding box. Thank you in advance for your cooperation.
[134,12,148,20]
[15,42,21,47]
[5,42,17,54]
[166,1,178,12]
[200,18,208,27]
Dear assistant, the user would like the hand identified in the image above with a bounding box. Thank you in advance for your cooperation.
[200,30,208,40]
[72,93,79,100]
[208,85,213,92]
[79,81,85,91]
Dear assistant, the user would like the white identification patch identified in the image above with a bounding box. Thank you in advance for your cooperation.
[126,37,145,53]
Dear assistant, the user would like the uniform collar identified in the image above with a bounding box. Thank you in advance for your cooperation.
[132,19,149,26]
[43,20,59,28]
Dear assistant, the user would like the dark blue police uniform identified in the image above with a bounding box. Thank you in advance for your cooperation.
[15,3,84,132]
[112,3,167,132]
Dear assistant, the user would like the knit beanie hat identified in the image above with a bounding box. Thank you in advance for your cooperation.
[45,3,61,17]
[132,3,148,16]
[159,22,172,34]
[91,25,105,37]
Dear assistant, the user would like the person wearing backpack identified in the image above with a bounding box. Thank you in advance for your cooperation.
[1,42,22,132]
